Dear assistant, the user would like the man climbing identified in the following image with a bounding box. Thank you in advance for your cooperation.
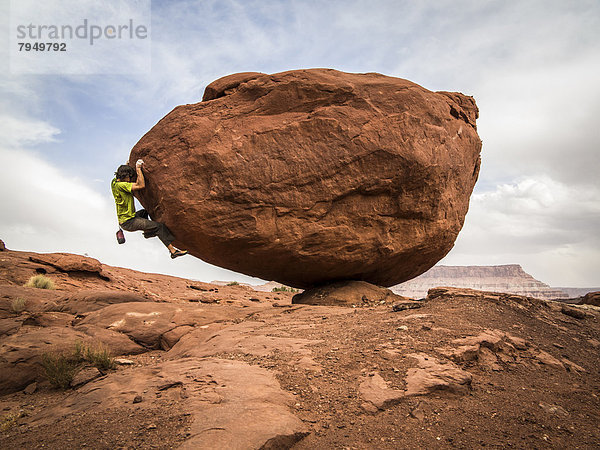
[111,159,188,259]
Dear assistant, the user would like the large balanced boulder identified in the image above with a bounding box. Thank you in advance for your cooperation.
[130,69,481,288]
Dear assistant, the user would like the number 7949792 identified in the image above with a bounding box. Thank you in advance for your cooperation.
[18,42,66,51]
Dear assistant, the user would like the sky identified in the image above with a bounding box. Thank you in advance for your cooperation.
[1,0,599,287]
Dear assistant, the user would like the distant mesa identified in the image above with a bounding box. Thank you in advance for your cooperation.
[130,69,482,288]
[391,264,570,301]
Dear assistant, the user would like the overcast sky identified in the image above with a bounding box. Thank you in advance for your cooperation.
[1,0,599,287]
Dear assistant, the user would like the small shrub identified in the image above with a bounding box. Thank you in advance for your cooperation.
[272,286,298,293]
[42,342,115,389]
[41,351,81,389]
[73,340,85,359]
[11,297,26,314]
[227,281,240,286]
[25,274,55,290]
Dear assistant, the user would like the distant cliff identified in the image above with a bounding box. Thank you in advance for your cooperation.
[391,265,569,300]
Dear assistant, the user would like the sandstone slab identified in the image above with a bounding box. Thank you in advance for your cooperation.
[535,350,565,370]
[70,366,102,388]
[180,358,309,449]
[0,324,144,395]
[0,318,22,337]
[29,253,107,277]
[0,285,65,317]
[0,326,88,394]
[73,324,146,355]
[22,311,74,328]
[359,372,404,412]
[59,290,150,315]
[581,291,600,307]
[30,357,308,449]
[405,353,472,396]
[167,320,320,359]
[130,69,481,288]
[436,329,529,370]
[160,325,195,350]
[78,302,253,349]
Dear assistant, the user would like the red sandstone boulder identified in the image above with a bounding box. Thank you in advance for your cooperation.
[130,69,481,288]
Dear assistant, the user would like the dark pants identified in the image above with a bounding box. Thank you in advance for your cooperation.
[121,209,174,248]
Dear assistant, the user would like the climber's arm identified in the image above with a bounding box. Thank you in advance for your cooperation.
[131,160,145,191]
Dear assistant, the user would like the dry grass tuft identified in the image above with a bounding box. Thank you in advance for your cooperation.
[11,297,26,314]
[41,341,115,390]
[24,274,55,290]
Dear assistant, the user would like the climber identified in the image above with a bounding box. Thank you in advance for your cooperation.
[111,159,188,259]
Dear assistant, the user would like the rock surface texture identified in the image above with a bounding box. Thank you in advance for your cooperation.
[1,244,600,449]
[582,291,600,306]
[130,69,482,288]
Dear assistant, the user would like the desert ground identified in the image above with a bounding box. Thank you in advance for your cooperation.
[0,241,599,449]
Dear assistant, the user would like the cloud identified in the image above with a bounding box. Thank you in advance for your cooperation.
[0,145,113,248]
[442,176,600,285]
[475,52,600,185]
[0,115,61,147]
[471,177,598,248]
